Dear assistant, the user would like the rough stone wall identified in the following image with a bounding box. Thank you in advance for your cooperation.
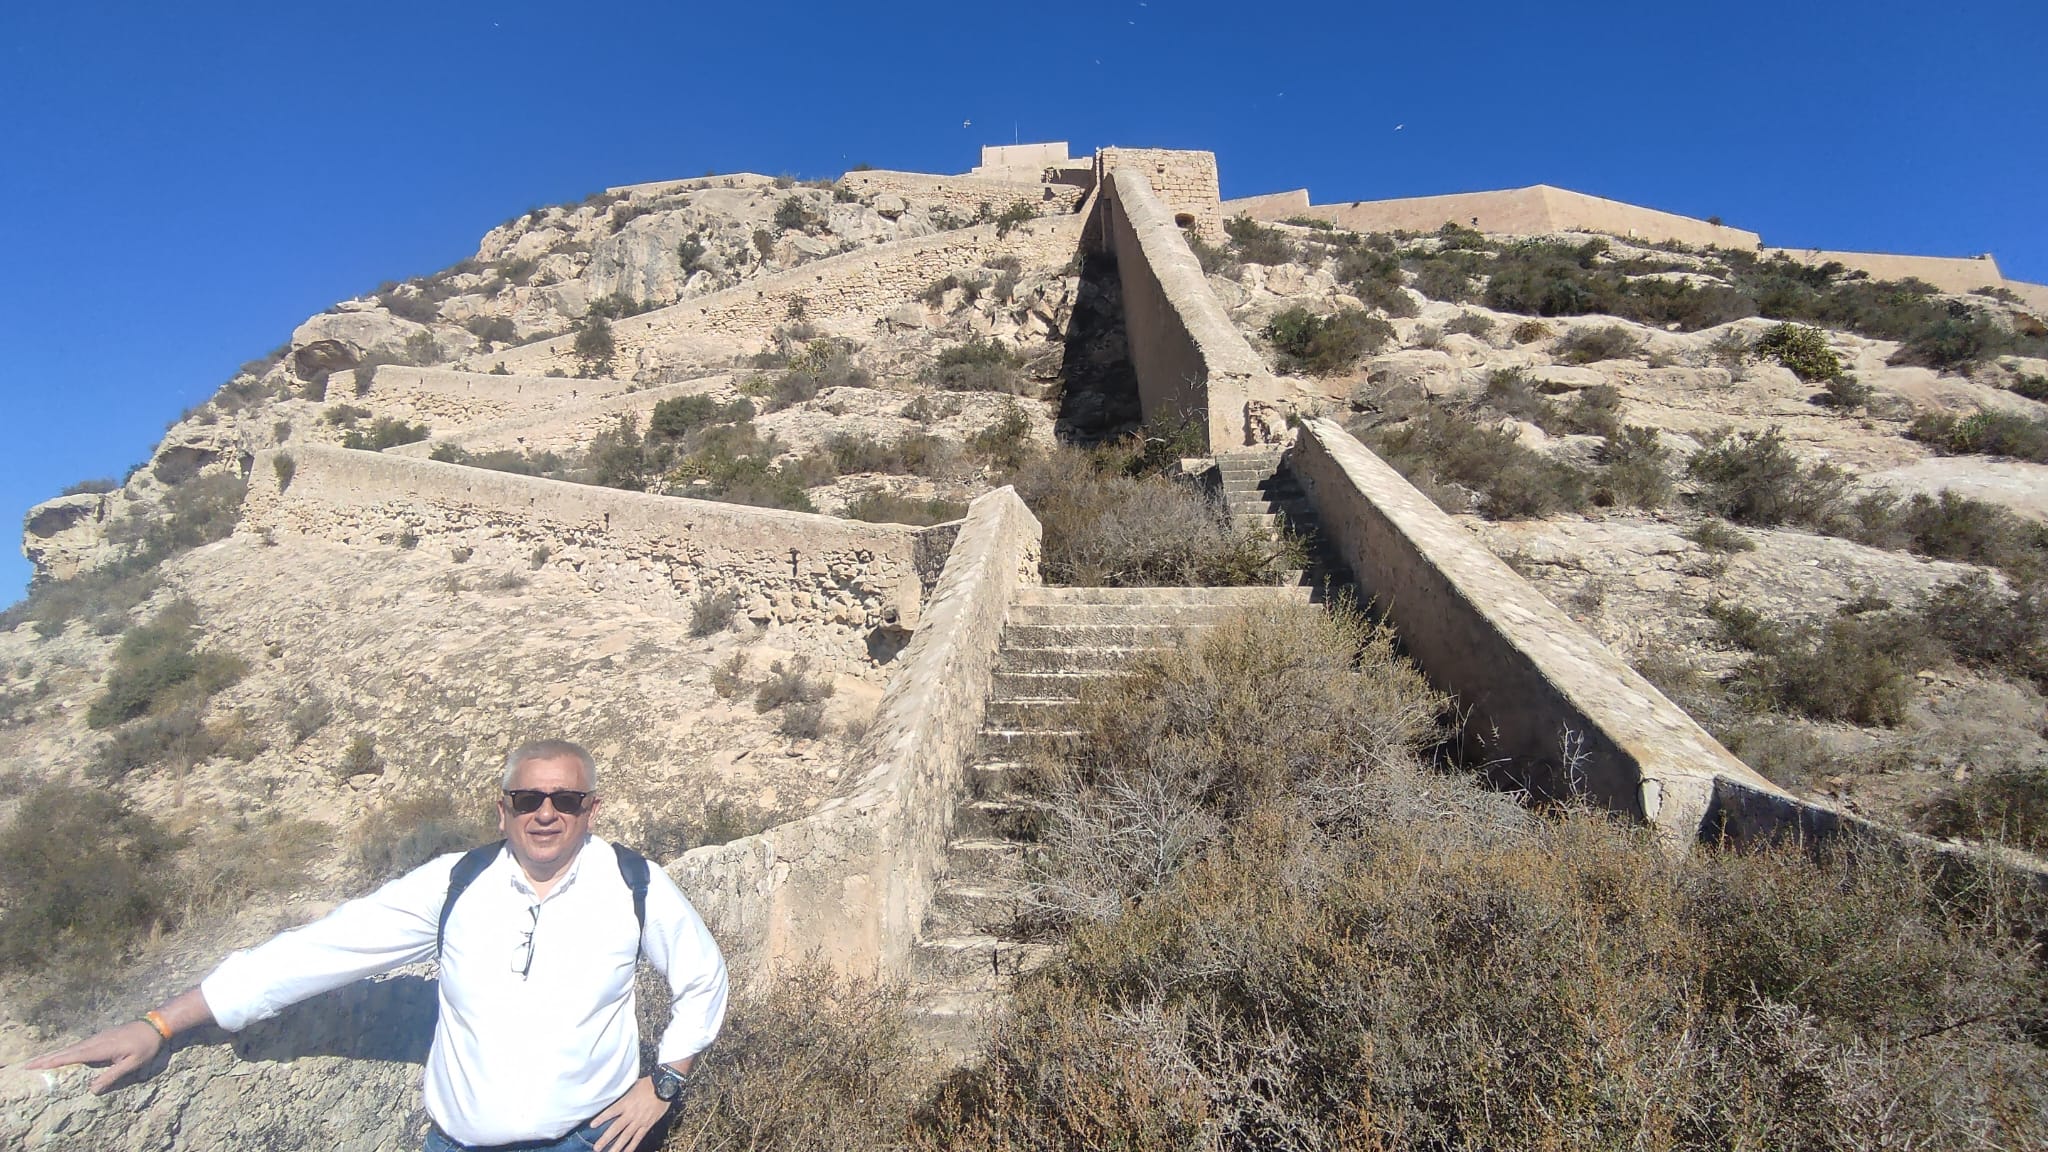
[1096,147,1224,241]
[602,173,778,198]
[1099,169,1280,453]
[670,487,1040,976]
[1765,248,2005,294]
[1220,189,1311,219]
[387,374,732,460]
[248,446,928,631]
[487,217,1084,377]
[2007,279,2048,314]
[1250,185,1764,251]
[839,170,1086,220]
[341,366,638,429]
[1290,419,1776,846]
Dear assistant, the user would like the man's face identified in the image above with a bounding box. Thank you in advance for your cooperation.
[497,754,599,877]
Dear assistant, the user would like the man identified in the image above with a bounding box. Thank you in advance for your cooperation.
[24,739,727,1152]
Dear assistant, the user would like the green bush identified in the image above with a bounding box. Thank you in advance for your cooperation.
[1594,425,1671,508]
[1223,214,1294,266]
[2008,373,2048,402]
[1357,407,1591,519]
[773,195,823,234]
[924,338,1028,393]
[86,600,246,730]
[1908,409,2048,464]
[648,394,754,440]
[689,589,739,637]
[754,656,834,713]
[993,200,1038,237]
[573,316,615,375]
[351,792,493,881]
[1839,488,2048,573]
[1756,322,1844,381]
[463,315,518,346]
[1913,765,2048,856]
[1262,306,1393,375]
[586,292,646,321]
[1918,572,2048,690]
[272,453,296,492]
[838,490,968,526]
[0,783,176,972]
[1709,601,1937,725]
[340,417,431,451]
[967,398,1034,470]
[1685,518,1755,553]
[1442,312,1495,338]
[1685,428,1850,527]
[1552,324,1644,365]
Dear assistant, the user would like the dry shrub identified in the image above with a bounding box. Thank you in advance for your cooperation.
[1914,766,2048,856]
[754,657,833,713]
[1008,444,1299,586]
[0,782,176,973]
[662,958,931,1152]
[926,807,2048,1151]
[1030,600,1458,924]
[350,792,494,880]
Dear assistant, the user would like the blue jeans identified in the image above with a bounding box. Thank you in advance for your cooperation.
[424,1117,613,1152]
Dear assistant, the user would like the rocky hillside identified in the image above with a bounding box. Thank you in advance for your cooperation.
[0,168,1083,1071]
[1201,217,2048,846]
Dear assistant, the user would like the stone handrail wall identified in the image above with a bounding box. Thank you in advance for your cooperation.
[839,170,1087,219]
[1763,247,2005,295]
[485,217,1083,377]
[1096,168,1281,454]
[246,446,930,632]
[668,487,1040,976]
[1219,189,1311,219]
[1290,418,1778,844]
[386,374,732,460]
[343,366,637,428]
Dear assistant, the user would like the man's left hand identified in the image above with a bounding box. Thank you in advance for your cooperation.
[592,1076,668,1152]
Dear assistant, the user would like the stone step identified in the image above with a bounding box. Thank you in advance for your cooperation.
[986,698,1081,730]
[1221,494,1312,516]
[996,644,1171,674]
[1013,584,1310,607]
[1219,472,1300,489]
[968,759,1036,799]
[1230,513,1286,530]
[954,796,1050,840]
[913,934,1058,985]
[947,836,1030,866]
[910,989,1000,1057]
[923,876,1030,936]
[1001,622,1212,648]
[991,669,1115,701]
[977,728,1082,759]
[1008,600,1291,628]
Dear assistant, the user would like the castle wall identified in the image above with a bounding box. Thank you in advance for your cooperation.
[1096,147,1224,242]
[487,216,1084,377]
[387,374,733,460]
[1100,167,1281,453]
[670,487,1039,976]
[1220,189,1310,219]
[243,446,932,632]
[1289,418,1773,845]
[839,170,1086,221]
[1246,185,1763,250]
[339,366,639,429]
[2006,279,2048,314]
[1766,248,2005,295]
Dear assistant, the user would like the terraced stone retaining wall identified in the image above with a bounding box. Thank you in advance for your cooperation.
[669,487,1040,976]
[839,169,1087,219]
[244,446,931,632]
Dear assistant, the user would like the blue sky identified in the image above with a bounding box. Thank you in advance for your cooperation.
[3,0,2043,602]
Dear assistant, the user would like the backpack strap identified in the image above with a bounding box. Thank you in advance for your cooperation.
[437,840,506,959]
[612,842,652,961]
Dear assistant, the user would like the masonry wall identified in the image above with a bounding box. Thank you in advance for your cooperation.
[1290,419,1777,845]
[1097,147,1224,241]
[1250,185,1764,250]
[1099,168,1280,454]
[245,445,929,631]
[340,366,640,429]
[1219,189,1310,219]
[670,487,1040,976]
[2007,279,2048,314]
[388,374,732,459]
[839,170,1086,220]
[1766,248,2005,295]
[489,217,1084,377]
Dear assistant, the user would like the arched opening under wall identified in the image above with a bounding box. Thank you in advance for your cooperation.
[1173,212,1196,229]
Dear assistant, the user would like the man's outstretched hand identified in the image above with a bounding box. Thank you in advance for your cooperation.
[21,1020,163,1095]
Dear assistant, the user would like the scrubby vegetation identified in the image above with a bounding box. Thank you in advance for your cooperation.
[907,602,2048,1150]
[922,339,1029,394]
[1006,439,1301,586]
[1261,306,1393,375]
[86,599,246,730]
[1910,408,2048,464]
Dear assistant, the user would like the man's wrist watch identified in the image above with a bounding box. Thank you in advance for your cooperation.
[651,1063,688,1102]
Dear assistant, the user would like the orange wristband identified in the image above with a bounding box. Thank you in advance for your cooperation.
[143,1010,173,1041]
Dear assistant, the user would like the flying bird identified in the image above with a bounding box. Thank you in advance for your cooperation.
[963,119,972,128]
[1394,124,1405,131]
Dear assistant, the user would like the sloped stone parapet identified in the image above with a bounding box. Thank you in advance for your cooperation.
[669,486,1041,976]
[1289,418,1777,844]
[1097,167,1283,455]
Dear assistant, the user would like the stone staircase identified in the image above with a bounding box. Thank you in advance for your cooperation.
[911,582,1311,1052]
[1214,446,1354,600]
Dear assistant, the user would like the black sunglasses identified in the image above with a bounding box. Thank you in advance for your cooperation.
[503,789,595,815]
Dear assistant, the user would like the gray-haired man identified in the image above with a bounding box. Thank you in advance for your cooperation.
[25,739,728,1152]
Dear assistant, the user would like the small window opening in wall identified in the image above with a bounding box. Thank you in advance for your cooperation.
[1174,212,1196,228]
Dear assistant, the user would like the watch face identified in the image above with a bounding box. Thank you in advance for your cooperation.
[653,1068,682,1100]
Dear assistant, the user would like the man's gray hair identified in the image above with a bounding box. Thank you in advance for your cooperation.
[501,739,598,791]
